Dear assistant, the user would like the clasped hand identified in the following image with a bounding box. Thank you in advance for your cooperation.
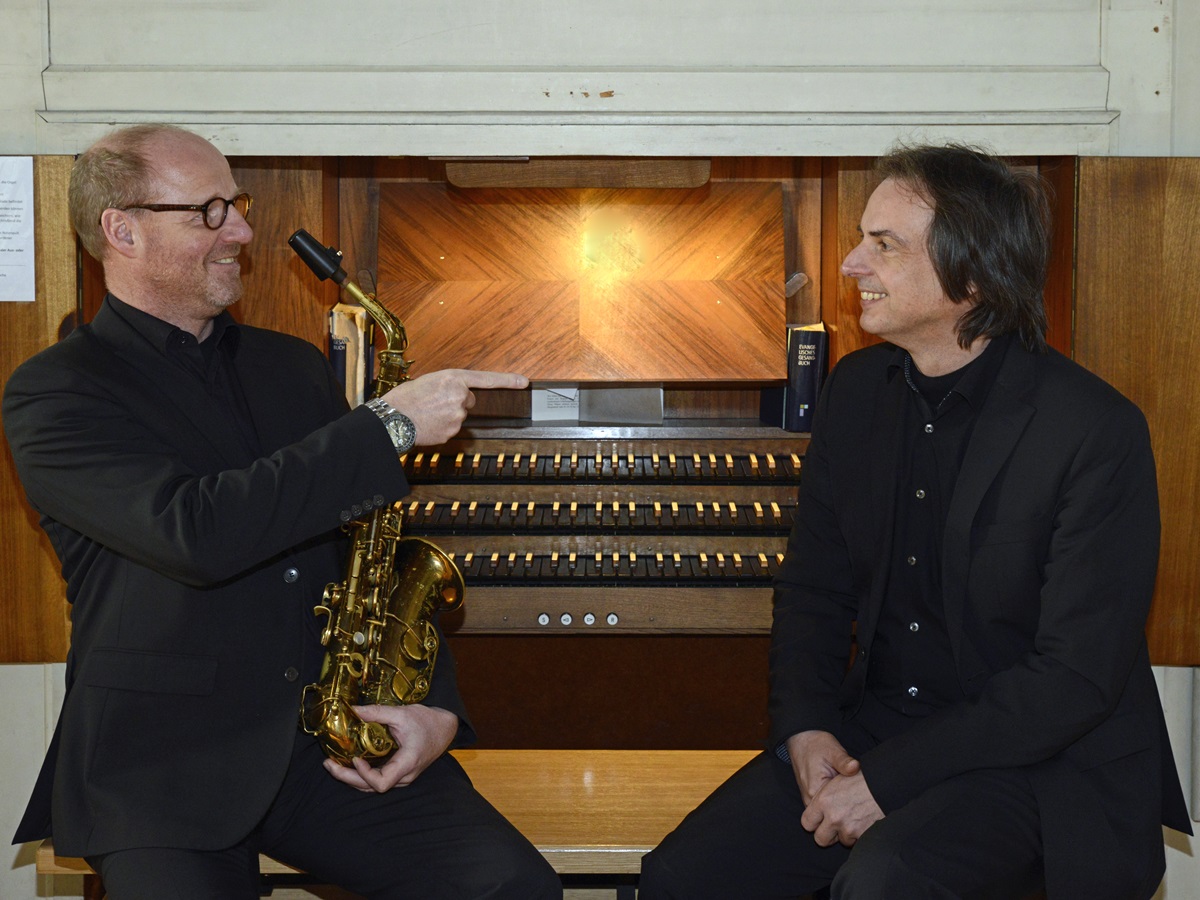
[787,730,884,848]
[322,703,458,793]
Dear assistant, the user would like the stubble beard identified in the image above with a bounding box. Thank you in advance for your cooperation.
[148,249,245,322]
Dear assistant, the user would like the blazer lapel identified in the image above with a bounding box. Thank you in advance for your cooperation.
[858,366,909,638]
[941,344,1037,667]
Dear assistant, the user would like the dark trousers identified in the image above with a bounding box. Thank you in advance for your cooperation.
[88,731,561,900]
[640,717,1045,899]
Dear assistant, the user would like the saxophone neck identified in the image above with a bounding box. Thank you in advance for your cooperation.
[340,277,410,359]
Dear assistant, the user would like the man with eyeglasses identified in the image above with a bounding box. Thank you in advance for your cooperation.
[3,124,560,899]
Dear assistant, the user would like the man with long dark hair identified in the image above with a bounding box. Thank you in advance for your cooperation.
[640,144,1191,899]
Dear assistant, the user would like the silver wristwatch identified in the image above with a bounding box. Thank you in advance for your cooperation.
[365,397,417,455]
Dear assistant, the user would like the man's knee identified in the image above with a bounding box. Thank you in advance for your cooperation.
[491,859,562,900]
[831,831,943,900]
[454,844,561,900]
[640,842,686,899]
[643,842,727,900]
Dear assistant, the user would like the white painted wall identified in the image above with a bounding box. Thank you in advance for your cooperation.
[0,0,1198,156]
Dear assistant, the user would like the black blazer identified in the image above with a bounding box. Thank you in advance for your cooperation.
[769,338,1191,899]
[4,298,470,856]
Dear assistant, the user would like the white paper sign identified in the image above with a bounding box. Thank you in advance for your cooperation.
[0,157,36,302]
[531,384,580,421]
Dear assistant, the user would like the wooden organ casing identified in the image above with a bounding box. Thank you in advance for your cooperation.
[357,167,817,748]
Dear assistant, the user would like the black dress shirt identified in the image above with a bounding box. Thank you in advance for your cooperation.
[866,335,1010,717]
[107,295,262,463]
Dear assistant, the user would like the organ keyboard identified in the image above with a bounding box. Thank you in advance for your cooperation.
[398,422,808,635]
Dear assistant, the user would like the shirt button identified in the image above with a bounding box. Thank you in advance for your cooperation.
[339,510,352,523]
[915,489,926,499]
[908,686,919,697]
[283,567,300,583]
[284,667,299,682]
[374,494,385,505]
[906,556,917,566]
[924,423,934,434]
[909,621,920,632]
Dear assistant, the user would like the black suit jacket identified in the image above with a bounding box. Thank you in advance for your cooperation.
[4,298,470,856]
[769,337,1191,899]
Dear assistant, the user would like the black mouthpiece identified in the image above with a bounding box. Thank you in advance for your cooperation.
[288,229,348,284]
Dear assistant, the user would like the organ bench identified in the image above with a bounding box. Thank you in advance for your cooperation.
[36,748,760,898]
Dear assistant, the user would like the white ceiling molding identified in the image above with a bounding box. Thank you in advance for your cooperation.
[37,66,1116,156]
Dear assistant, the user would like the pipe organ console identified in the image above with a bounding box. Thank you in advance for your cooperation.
[398,422,808,635]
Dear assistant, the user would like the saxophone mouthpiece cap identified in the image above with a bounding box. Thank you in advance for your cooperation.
[288,228,348,284]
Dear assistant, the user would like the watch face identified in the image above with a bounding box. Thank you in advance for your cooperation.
[368,399,416,454]
[391,413,416,452]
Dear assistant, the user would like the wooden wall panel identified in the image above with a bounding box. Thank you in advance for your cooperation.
[1076,158,1200,665]
[228,156,333,350]
[375,182,787,382]
[823,158,885,363]
[0,158,78,662]
[1040,157,1077,354]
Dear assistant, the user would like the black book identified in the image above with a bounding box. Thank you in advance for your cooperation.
[760,323,827,432]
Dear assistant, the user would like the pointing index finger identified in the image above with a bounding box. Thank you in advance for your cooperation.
[459,370,529,390]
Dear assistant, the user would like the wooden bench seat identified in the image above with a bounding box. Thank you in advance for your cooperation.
[36,748,757,897]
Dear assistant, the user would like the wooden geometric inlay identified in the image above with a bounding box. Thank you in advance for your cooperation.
[377,183,786,382]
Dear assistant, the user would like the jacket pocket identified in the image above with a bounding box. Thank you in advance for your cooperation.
[82,648,218,696]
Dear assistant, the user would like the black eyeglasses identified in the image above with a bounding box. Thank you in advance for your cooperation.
[119,192,253,230]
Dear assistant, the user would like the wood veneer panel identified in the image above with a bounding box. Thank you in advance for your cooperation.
[823,158,885,364]
[446,157,712,189]
[376,182,786,382]
[1040,156,1076,356]
[228,157,331,349]
[0,157,77,662]
[1076,157,1200,666]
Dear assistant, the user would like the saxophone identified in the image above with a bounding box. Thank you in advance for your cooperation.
[288,229,465,767]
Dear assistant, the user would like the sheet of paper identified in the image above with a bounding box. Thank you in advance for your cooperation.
[531,384,580,421]
[0,157,35,303]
